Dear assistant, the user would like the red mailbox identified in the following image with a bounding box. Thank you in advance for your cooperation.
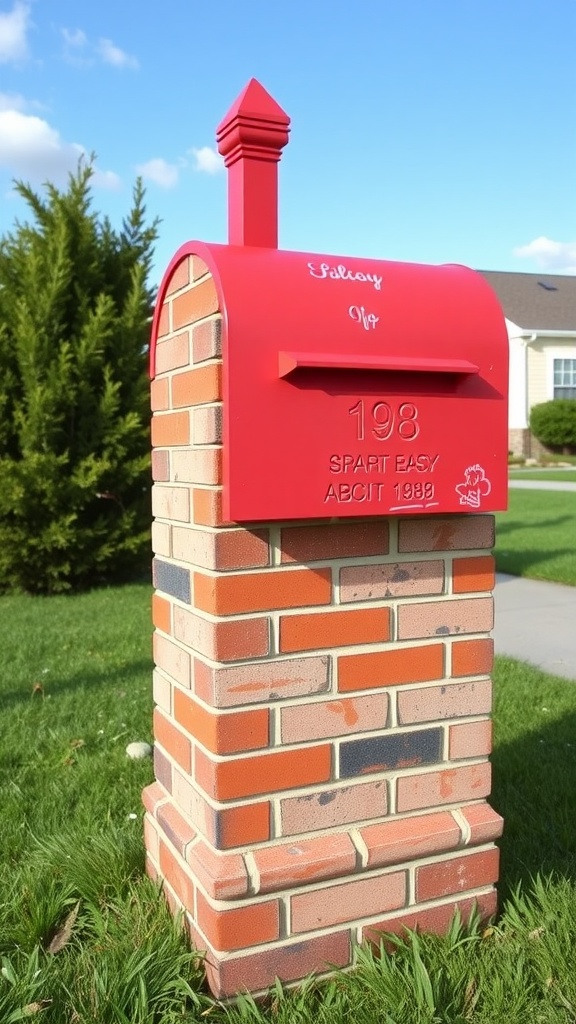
[151,80,509,523]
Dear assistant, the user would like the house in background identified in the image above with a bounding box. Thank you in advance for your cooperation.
[478,271,576,456]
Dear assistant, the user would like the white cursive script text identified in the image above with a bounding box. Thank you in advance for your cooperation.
[307,261,382,291]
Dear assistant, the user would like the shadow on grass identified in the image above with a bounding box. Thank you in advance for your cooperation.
[0,658,152,710]
[491,704,576,900]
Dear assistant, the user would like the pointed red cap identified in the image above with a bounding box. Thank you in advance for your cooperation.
[216,78,290,166]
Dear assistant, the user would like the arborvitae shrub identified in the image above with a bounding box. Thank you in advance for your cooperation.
[530,400,576,454]
[0,162,158,593]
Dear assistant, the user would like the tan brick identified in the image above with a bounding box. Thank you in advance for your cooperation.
[397,597,493,639]
[172,526,270,570]
[194,656,330,708]
[396,762,491,812]
[449,719,493,759]
[290,870,406,933]
[340,560,444,602]
[151,449,170,481]
[193,405,223,445]
[152,669,171,713]
[398,516,495,552]
[153,633,191,688]
[172,449,221,485]
[397,678,492,724]
[154,332,190,374]
[280,779,387,835]
[173,605,269,662]
[165,257,190,295]
[280,694,388,743]
[192,318,222,362]
[151,520,171,556]
[152,485,190,522]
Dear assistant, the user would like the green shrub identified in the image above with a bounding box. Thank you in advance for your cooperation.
[529,399,576,453]
[0,162,158,593]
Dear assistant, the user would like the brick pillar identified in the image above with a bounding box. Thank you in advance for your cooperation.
[144,256,503,999]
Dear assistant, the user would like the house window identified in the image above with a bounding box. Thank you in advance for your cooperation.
[553,359,576,399]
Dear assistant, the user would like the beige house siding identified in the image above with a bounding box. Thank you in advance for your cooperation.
[527,342,548,412]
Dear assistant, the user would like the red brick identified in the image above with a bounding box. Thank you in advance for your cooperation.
[152,594,171,633]
[151,449,170,480]
[340,560,444,602]
[156,801,197,856]
[195,744,332,801]
[398,516,495,552]
[281,522,389,563]
[397,678,492,725]
[171,526,269,570]
[194,567,332,616]
[416,848,500,902]
[185,840,249,899]
[280,694,388,743]
[173,689,269,754]
[157,302,170,338]
[363,890,498,947]
[396,762,491,812]
[213,802,271,849]
[153,708,191,772]
[203,931,352,1000]
[360,811,460,869]
[158,839,195,911]
[173,278,219,330]
[453,556,495,594]
[194,656,330,708]
[460,802,504,845]
[449,719,493,759]
[172,363,222,408]
[253,834,357,893]
[452,639,494,677]
[280,779,387,835]
[290,870,406,933]
[338,644,444,692]
[280,607,390,653]
[173,606,270,662]
[192,488,229,527]
[153,632,191,688]
[154,331,190,374]
[397,597,493,639]
[192,256,210,281]
[151,376,170,412]
[196,891,279,952]
[166,257,190,295]
[192,318,222,362]
[141,780,168,817]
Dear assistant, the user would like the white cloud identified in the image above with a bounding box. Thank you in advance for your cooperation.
[62,27,87,49]
[190,146,224,174]
[0,1,31,63]
[136,157,180,189]
[0,91,28,112]
[514,236,576,274]
[97,37,138,70]
[0,106,119,188]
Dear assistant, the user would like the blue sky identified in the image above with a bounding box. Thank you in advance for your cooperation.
[1,0,575,285]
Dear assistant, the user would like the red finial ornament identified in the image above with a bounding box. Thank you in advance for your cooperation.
[216,78,290,249]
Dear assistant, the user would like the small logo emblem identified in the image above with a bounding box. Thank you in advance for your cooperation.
[455,464,492,508]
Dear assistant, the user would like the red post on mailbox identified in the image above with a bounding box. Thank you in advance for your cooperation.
[144,79,507,998]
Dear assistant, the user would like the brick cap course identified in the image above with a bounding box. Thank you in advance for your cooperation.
[144,785,502,904]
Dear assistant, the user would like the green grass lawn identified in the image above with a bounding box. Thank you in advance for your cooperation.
[509,470,576,482]
[495,489,576,585]
[2,585,576,1022]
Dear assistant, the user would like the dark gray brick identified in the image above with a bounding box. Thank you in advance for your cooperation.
[339,728,442,778]
[153,558,191,603]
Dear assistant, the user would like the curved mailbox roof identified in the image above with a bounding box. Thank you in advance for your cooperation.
[151,242,509,522]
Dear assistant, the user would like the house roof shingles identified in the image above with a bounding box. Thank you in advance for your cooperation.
[478,270,576,333]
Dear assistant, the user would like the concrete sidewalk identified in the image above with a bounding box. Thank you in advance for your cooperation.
[493,572,576,680]
[508,479,576,491]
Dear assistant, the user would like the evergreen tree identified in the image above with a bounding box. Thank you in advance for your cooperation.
[0,160,159,593]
